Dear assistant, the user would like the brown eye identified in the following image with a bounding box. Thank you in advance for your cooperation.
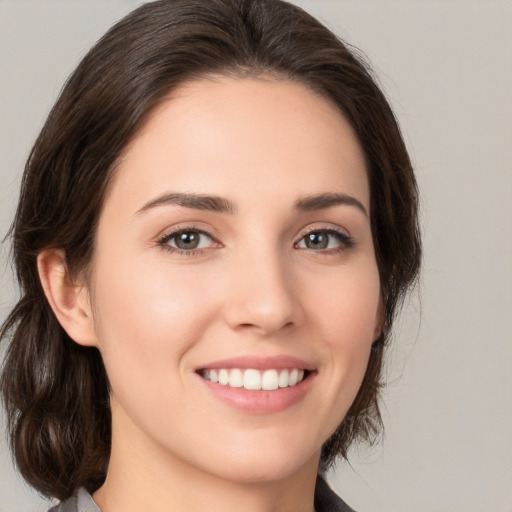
[174,231,201,250]
[161,230,214,252]
[304,232,329,249]
[296,229,354,251]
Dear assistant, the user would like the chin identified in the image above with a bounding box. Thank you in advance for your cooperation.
[195,439,320,485]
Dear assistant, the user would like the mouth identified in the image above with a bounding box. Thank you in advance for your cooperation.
[198,368,310,391]
[196,357,316,413]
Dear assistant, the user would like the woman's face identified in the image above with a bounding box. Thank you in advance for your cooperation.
[87,76,382,483]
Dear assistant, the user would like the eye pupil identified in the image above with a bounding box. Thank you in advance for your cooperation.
[175,232,200,249]
[306,232,328,249]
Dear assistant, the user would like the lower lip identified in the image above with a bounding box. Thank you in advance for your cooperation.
[198,372,315,414]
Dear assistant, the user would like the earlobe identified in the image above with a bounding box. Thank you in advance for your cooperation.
[37,249,99,348]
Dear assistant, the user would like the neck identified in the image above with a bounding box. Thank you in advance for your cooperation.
[93,403,319,512]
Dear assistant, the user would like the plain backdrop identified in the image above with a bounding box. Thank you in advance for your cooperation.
[1,1,511,511]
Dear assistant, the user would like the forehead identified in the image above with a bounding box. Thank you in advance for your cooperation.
[106,75,369,215]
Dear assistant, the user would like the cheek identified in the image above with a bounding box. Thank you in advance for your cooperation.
[89,248,219,389]
[307,257,381,345]
[303,258,381,415]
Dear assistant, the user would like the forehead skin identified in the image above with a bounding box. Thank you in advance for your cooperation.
[108,75,370,221]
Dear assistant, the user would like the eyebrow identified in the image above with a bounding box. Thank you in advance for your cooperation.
[136,192,237,215]
[294,193,368,217]
[136,191,367,217]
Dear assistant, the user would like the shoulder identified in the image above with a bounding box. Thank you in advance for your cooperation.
[315,475,358,512]
[47,488,101,512]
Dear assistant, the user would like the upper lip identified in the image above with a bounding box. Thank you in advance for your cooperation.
[196,355,316,371]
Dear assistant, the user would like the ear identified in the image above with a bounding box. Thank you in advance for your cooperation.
[37,249,99,348]
[373,295,386,340]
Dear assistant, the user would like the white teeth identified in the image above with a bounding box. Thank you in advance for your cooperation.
[261,369,279,391]
[243,369,261,390]
[202,368,306,390]
[229,368,243,388]
[278,369,289,388]
[218,369,229,385]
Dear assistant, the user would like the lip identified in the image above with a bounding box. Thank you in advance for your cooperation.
[195,355,317,414]
[195,355,316,371]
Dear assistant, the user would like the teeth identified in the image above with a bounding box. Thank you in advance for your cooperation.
[229,369,243,388]
[202,368,307,390]
[244,369,261,390]
[218,369,229,385]
[261,369,279,390]
[278,369,289,388]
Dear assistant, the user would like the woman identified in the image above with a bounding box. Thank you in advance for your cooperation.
[0,0,421,511]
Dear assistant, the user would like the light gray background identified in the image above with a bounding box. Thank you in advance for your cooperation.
[1,1,511,511]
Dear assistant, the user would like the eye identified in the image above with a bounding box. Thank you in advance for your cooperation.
[295,229,354,252]
[158,228,217,253]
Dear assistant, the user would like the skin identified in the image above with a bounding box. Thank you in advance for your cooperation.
[39,76,383,512]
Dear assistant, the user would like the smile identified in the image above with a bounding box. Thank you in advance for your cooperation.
[200,368,307,390]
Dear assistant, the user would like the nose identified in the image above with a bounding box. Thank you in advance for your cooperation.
[222,249,304,336]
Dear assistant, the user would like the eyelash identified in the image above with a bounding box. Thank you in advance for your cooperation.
[157,226,218,256]
[157,225,355,256]
[294,227,355,254]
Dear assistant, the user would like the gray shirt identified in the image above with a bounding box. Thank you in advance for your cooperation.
[48,476,356,512]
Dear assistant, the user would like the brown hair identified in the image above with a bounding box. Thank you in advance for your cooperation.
[0,0,421,500]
